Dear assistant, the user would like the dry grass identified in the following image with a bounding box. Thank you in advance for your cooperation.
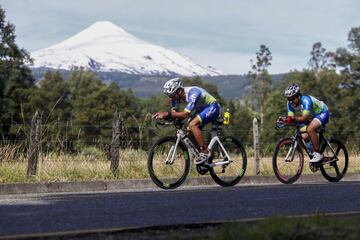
[0,144,359,184]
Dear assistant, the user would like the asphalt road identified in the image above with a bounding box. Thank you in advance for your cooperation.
[1,181,360,239]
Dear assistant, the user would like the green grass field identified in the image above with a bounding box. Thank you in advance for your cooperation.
[0,144,359,183]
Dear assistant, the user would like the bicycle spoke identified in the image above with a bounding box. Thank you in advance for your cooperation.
[209,137,247,187]
[333,163,341,177]
[335,146,341,156]
[320,138,348,182]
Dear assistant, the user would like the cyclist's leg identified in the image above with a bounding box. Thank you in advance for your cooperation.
[188,103,219,159]
[308,119,321,151]
[188,116,206,151]
[300,125,309,139]
[308,111,329,162]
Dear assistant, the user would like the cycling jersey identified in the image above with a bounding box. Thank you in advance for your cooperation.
[171,86,220,126]
[287,95,329,125]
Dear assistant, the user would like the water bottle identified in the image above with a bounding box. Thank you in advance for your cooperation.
[223,108,231,125]
[306,141,313,152]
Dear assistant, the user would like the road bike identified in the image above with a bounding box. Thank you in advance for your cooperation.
[273,118,349,184]
[147,117,247,189]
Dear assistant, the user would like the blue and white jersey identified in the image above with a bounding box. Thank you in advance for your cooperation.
[171,86,217,113]
[287,95,329,117]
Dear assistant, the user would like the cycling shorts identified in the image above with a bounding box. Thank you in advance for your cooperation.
[196,103,220,127]
[314,111,329,125]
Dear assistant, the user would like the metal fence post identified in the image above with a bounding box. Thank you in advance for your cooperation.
[253,117,261,175]
[27,111,41,176]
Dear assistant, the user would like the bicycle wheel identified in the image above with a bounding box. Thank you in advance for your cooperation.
[209,136,247,187]
[320,138,349,182]
[273,138,304,184]
[148,136,190,189]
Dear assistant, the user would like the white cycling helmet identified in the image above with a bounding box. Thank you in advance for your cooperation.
[163,77,183,97]
[284,83,301,98]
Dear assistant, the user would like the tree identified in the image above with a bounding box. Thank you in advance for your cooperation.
[67,68,140,146]
[328,26,360,88]
[0,5,35,137]
[247,44,272,127]
[308,42,328,72]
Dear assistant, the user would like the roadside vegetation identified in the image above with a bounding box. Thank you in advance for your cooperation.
[213,215,360,240]
[0,143,359,183]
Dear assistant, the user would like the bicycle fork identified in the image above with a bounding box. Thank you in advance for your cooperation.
[285,139,298,162]
[165,135,181,165]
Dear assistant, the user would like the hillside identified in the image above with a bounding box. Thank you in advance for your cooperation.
[31,68,285,99]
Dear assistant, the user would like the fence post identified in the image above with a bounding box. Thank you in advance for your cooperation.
[253,118,261,175]
[120,117,126,149]
[27,111,41,176]
[110,110,121,176]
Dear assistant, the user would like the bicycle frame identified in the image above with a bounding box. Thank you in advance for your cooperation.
[165,128,232,168]
[286,126,339,164]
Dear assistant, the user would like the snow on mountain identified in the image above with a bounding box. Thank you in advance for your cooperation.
[31,21,222,76]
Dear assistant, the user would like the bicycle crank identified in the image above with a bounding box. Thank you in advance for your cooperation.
[309,162,320,172]
[196,163,209,175]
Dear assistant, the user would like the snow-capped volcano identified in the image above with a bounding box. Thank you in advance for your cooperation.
[31,21,222,76]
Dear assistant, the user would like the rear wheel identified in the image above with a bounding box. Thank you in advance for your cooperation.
[320,138,348,182]
[273,138,304,184]
[209,136,247,187]
[148,136,190,189]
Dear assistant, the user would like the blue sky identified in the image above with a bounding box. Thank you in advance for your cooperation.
[1,0,359,74]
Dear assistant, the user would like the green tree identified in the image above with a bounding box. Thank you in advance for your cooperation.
[247,44,272,128]
[67,68,140,146]
[308,42,328,72]
[0,5,35,137]
[328,26,360,87]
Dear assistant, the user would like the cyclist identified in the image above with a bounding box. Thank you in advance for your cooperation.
[281,83,329,163]
[152,77,221,164]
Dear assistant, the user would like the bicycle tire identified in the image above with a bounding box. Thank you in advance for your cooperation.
[273,138,304,184]
[147,136,190,189]
[209,136,247,187]
[320,138,349,182]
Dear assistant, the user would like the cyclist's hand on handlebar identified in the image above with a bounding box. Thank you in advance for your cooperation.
[152,111,168,120]
[276,116,284,124]
[284,116,294,124]
[276,116,285,128]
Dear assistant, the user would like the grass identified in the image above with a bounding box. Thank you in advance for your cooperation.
[211,214,360,240]
[0,144,359,183]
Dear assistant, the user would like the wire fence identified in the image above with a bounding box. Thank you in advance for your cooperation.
[0,119,359,183]
[1,122,359,154]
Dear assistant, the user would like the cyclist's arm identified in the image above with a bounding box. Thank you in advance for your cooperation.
[170,110,190,119]
[295,114,311,122]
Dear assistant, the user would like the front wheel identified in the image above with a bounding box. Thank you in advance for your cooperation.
[147,136,190,189]
[209,136,247,187]
[273,138,304,184]
[320,138,349,182]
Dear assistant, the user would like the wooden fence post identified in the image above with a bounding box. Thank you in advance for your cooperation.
[27,111,41,176]
[253,117,261,175]
[120,117,126,149]
[110,110,121,176]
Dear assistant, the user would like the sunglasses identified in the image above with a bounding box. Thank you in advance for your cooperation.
[168,93,176,98]
[287,96,298,102]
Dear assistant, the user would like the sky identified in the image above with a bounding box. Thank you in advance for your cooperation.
[0,0,359,75]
